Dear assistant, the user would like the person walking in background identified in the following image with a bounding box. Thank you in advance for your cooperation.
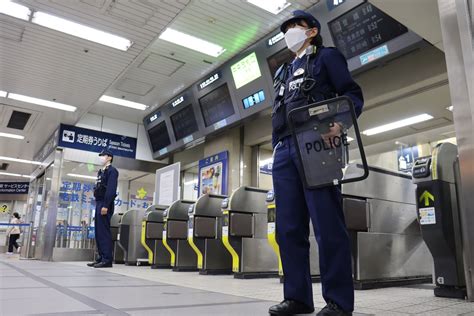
[6,212,22,254]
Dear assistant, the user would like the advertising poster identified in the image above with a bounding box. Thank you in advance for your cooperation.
[198,151,228,196]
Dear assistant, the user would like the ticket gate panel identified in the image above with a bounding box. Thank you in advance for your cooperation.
[189,194,232,274]
[111,213,124,264]
[222,187,279,278]
[229,213,253,237]
[167,220,188,239]
[146,222,164,239]
[193,217,216,238]
[119,209,148,266]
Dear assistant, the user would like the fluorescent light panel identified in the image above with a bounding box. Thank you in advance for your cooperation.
[159,28,226,57]
[0,156,42,165]
[32,12,132,51]
[67,173,97,180]
[247,0,291,14]
[0,90,7,98]
[0,172,22,177]
[99,95,148,110]
[0,1,31,20]
[0,132,24,140]
[362,114,434,136]
[8,93,77,112]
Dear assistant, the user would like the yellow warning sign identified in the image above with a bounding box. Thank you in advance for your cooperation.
[420,190,434,206]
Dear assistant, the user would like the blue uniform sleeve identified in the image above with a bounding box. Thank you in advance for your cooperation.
[323,48,364,117]
[104,167,118,207]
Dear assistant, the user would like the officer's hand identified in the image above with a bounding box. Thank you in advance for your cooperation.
[321,123,343,146]
[101,207,108,215]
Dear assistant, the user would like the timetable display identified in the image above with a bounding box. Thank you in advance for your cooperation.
[148,121,171,152]
[231,52,262,89]
[328,2,408,59]
[170,104,199,141]
[199,83,235,127]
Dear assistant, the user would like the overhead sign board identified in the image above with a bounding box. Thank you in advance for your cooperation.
[58,124,137,159]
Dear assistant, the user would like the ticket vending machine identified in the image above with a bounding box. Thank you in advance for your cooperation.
[221,186,279,278]
[162,200,197,271]
[412,143,466,299]
[187,194,232,274]
[140,205,170,269]
[266,190,320,283]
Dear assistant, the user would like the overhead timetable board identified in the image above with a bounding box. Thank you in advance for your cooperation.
[328,2,408,60]
[144,0,422,159]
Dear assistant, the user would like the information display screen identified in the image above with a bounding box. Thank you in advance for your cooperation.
[199,83,235,127]
[231,52,262,89]
[242,90,265,109]
[328,2,408,59]
[148,121,171,152]
[267,48,294,78]
[170,104,199,141]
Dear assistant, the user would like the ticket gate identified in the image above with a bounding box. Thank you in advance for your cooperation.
[140,205,170,269]
[412,143,466,299]
[188,194,232,275]
[162,200,198,271]
[111,212,124,264]
[221,186,279,278]
[342,164,433,289]
[266,190,320,283]
[117,209,148,266]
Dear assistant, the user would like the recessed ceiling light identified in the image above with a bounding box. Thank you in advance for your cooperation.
[0,171,22,178]
[0,1,31,21]
[0,156,42,165]
[447,106,453,111]
[159,28,226,57]
[0,132,24,140]
[67,173,97,180]
[99,95,148,110]
[8,93,77,112]
[247,0,291,14]
[0,90,7,98]
[362,114,434,136]
[32,12,132,51]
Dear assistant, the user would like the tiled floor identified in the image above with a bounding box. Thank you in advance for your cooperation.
[1,253,473,316]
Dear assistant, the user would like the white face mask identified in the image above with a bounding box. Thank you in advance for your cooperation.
[284,27,309,53]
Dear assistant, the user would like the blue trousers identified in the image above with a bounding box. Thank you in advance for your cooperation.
[94,201,114,264]
[272,136,354,312]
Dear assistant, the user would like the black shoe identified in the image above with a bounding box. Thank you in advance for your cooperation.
[94,262,113,268]
[87,261,100,267]
[269,300,315,315]
[317,301,352,316]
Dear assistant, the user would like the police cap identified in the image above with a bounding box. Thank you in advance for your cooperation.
[99,149,114,158]
[280,10,321,33]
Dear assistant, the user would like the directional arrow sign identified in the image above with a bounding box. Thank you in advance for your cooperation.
[420,190,435,206]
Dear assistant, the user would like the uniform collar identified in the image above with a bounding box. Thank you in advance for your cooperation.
[295,45,317,60]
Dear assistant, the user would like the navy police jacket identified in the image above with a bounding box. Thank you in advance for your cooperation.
[94,164,119,207]
[272,46,363,148]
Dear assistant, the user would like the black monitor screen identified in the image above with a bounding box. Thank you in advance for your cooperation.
[328,2,408,59]
[267,48,294,78]
[170,104,199,141]
[199,83,235,127]
[148,121,171,152]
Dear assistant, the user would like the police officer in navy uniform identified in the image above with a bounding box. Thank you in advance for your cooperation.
[269,11,363,316]
[87,149,119,268]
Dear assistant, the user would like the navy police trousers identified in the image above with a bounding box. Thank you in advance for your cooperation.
[94,201,114,264]
[272,136,354,312]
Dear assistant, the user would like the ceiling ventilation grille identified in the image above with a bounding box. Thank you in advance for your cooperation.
[0,163,9,171]
[7,111,31,130]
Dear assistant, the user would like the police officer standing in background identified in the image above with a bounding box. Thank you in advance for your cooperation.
[87,149,119,268]
[269,11,363,316]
